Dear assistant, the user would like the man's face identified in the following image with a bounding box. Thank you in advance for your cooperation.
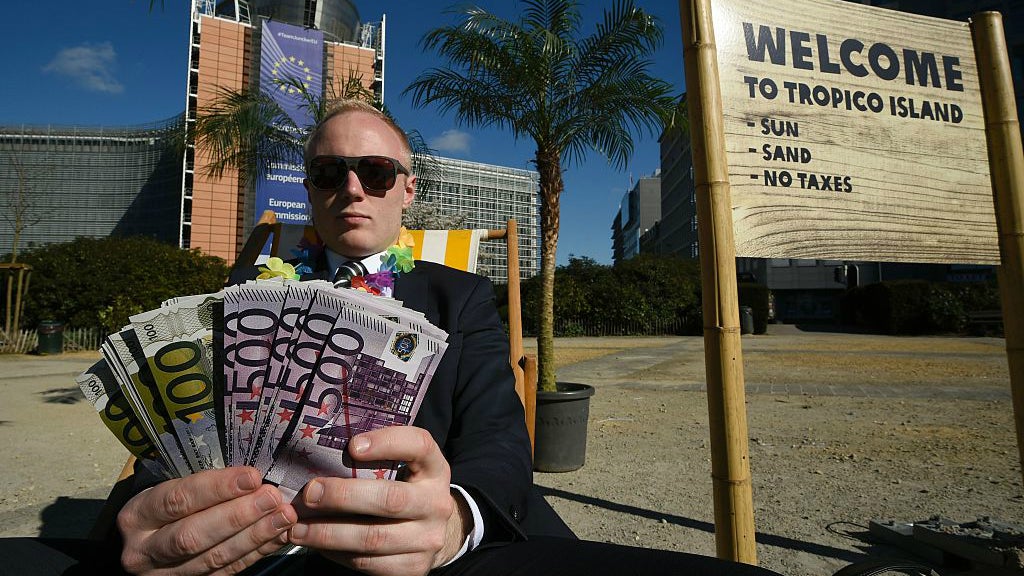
[304,111,415,258]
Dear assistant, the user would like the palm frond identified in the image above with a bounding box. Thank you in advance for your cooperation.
[406,68,522,134]
[521,0,580,40]
[193,86,303,183]
[573,1,664,89]
[406,129,445,202]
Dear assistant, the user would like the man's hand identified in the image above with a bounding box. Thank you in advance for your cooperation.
[288,427,472,576]
[117,466,297,575]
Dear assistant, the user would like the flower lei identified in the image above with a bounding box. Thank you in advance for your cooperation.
[257,227,416,296]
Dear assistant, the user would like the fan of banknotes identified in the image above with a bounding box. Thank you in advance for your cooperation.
[76,278,448,497]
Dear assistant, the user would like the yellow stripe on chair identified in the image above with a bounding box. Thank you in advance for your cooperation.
[407,229,485,273]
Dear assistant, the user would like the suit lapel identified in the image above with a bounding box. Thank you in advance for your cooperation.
[394,264,433,321]
[300,249,332,282]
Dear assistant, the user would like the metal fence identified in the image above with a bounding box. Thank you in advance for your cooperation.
[523,315,693,337]
[0,326,104,354]
[1,317,694,353]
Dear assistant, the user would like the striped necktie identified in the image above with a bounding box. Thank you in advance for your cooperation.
[333,260,368,288]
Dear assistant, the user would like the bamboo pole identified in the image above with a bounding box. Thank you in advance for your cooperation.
[971,12,1024,488]
[679,0,757,563]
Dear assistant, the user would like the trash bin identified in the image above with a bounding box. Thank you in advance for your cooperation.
[37,321,64,355]
[739,306,754,335]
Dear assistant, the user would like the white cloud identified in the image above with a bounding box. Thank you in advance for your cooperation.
[430,129,471,155]
[43,42,124,94]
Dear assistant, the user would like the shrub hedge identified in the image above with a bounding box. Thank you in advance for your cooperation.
[16,236,229,333]
[518,254,706,336]
[843,280,1000,334]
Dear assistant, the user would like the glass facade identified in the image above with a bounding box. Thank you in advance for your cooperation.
[417,156,540,283]
[0,117,184,256]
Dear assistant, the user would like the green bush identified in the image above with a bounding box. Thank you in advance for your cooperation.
[18,236,229,332]
[521,254,703,336]
[848,280,1000,334]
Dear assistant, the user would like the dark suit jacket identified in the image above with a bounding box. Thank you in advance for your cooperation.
[228,259,571,545]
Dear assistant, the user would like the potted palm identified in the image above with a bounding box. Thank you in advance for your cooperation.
[408,0,678,471]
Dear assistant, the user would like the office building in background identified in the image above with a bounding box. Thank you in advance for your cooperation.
[1,0,540,282]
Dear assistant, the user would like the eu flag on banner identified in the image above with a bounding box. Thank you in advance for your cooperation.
[254,20,325,229]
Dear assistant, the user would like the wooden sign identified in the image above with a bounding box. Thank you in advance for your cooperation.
[713,0,999,264]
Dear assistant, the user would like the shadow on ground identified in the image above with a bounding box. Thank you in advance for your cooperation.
[789,323,882,335]
[539,485,901,566]
[538,485,1012,575]
[39,387,85,405]
[37,497,106,539]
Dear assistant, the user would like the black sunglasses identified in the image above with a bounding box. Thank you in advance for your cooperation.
[306,155,411,193]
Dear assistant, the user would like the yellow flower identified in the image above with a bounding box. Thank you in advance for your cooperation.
[396,226,415,249]
[257,257,298,280]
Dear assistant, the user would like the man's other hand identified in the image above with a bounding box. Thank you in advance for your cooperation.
[117,466,297,575]
[288,426,472,576]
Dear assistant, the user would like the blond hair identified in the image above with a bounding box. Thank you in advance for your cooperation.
[303,99,412,168]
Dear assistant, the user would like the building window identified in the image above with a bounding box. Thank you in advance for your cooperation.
[303,0,317,28]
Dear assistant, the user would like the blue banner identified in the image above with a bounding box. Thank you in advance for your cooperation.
[254,20,324,228]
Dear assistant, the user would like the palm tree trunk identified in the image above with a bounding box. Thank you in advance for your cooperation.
[536,148,562,392]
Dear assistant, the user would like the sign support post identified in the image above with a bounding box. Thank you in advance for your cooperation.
[971,11,1024,488]
[679,0,757,563]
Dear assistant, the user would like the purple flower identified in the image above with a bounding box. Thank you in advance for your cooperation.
[363,271,395,290]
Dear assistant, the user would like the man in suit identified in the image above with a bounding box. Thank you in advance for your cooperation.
[115,100,781,576]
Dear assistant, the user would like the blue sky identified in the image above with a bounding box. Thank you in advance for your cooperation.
[0,1,686,265]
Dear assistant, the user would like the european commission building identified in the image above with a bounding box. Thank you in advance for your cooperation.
[0,0,540,283]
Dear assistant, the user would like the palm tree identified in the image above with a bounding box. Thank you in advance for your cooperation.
[406,0,676,392]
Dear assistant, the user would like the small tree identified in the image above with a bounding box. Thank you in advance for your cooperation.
[194,73,443,193]
[402,201,469,230]
[407,0,676,391]
[1,153,42,264]
[0,153,42,336]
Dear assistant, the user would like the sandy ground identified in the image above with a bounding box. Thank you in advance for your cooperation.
[527,329,1020,576]
[0,328,1020,576]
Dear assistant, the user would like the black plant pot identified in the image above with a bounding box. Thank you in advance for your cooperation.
[533,382,596,472]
